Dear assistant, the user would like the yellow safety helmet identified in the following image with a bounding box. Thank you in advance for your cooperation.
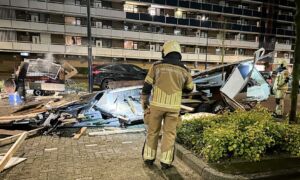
[162,40,181,58]
[279,59,288,68]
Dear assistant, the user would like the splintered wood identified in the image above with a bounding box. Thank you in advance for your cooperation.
[73,127,87,140]
[0,132,28,172]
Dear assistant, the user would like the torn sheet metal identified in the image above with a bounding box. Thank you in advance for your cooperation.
[220,48,271,109]
[93,86,144,124]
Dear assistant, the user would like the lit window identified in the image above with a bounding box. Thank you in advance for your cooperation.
[175,9,182,18]
[124,40,134,49]
[148,7,156,16]
[124,4,134,12]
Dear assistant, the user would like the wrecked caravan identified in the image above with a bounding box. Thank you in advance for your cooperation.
[190,48,272,112]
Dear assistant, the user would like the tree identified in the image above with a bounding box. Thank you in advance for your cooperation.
[289,1,300,123]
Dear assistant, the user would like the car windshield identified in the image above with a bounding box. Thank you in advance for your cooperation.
[123,64,144,73]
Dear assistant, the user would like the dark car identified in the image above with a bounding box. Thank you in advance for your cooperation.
[93,64,147,90]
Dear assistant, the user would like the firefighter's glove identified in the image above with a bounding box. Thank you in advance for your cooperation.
[141,95,150,110]
[285,77,290,83]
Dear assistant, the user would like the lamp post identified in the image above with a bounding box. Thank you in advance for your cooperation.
[205,29,208,69]
[87,0,93,93]
[289,1,300,123]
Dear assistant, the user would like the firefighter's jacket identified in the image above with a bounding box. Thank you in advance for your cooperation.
[273,69,289,99]
[142,54,194,112]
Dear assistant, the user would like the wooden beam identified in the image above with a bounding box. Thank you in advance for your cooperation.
[0,129,25,136]
[0,127,44,147]
[73,127,87,140]
[0,132,28,172]
[180,105,194,112]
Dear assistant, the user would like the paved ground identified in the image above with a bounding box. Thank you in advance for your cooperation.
[0,130,201,180]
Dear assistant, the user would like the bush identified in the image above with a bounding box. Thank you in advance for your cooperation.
[177,107,300,162]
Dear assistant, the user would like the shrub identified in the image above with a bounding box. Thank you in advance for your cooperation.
[177,107,300,162]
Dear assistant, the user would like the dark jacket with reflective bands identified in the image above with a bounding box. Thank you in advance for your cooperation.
[142,53,194,112]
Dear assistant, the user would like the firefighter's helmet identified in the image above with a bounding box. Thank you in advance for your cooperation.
[162,40,181,58]
[279,59,288,68]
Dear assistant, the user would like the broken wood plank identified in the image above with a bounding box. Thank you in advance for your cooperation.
[89,128,145,136]
[116,115,129,121]
[0,132,28,172]
[0,113,40,122]
[73,127,87,140]
[34,95,63,101]
[180,105,194,112]
[0,156,26,171]
[0,129,25,136]
[0,127,44,147]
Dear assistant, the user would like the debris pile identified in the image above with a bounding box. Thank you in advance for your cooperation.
[0,86,145,135]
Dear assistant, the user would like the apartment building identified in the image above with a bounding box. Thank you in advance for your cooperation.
[0,0,295,73]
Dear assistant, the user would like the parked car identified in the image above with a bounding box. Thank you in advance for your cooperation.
[93,64,147,90]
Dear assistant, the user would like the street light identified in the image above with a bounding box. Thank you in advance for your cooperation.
[87,0,93,93]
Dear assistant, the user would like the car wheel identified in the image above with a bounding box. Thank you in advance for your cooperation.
[101,79,113,90]
[33,89,45,96]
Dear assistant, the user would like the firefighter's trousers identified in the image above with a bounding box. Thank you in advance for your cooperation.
[143,108,179,165]
[275,90,286,116]
[275,98,285,116]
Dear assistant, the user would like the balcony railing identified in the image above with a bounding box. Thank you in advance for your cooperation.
[132,0,295,22]
[0,40,260,63]
[0,19,267,50]
[2,0,295,37]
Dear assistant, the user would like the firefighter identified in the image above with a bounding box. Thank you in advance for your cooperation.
[141,40,194,169]
[272,61,290,118]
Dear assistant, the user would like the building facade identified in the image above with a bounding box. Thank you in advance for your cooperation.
[0,0,295,74]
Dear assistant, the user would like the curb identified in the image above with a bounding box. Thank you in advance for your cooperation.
[175,143,300,180]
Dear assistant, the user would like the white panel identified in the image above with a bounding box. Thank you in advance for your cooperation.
[124,50,139,58]
[48,3,64,11]
[81,27,87,35]
[12,21,30,29]
[139,32,152,40]
[123,31,139,39]
[65,25,82,34]
[40,33,51,44]
[48,24,65,32]
[66,46,87,54]
[275,43,292,51]
[97,29,111,36]
[208,55,221,62]
[30,22,47,31]
[90,8,96,15]
[95,48,111,56]
[208,39,221,46]
[11,0,28,7]
[97,9,125,19]
[32,44,49,52]
[111,30,123,38]
[153,34,164,42]
[220,67,245,99]
[111,49,124,57]
[152,52,161,59]
[0,0,9,5]
[13,42,31,51]
[0,20,12,28]
[64,4,80,13]
[29,0,47,9]
[139,51,151,59]
[49,45,65,53]
[80,7,87,14]
[186,54,199,61]
[111,10,126,19]
[0,42,13,49]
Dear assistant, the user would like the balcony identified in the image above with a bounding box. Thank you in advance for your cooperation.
[275,43,292,51]
[0,18,263,50]
[3,0,295,37]
[0,41,259,63]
